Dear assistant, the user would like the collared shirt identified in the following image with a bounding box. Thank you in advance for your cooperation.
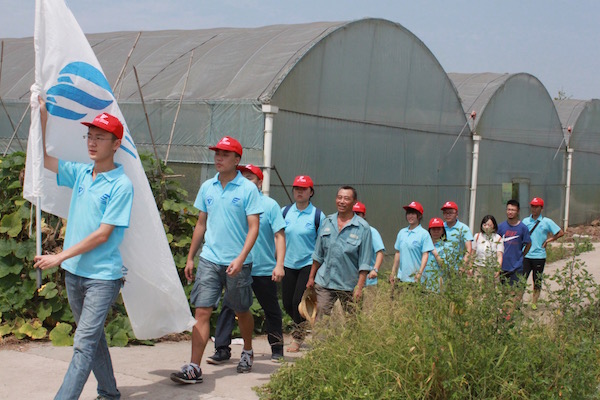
[365,226,385,286]
[523,214,561,259]
[444,219,473,255]
[282,202,325,269]
[58,160,133,280]
[473,232,504,267]
[313,213,373,291]
[497,221,531,272]
[394,224,434,282]
[250,193,286,277]
[194,171,263,265]
[424,240,452,283]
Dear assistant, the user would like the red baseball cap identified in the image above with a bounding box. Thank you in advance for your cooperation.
[403,201,424,215]
[81,113,123,139]
[429,217,444,228]
[353,201,366,214]
[237,164,263,180]
[530,197,544,207]
[292,175,314,188]
[441,201,458,211]
[209,136,243,156]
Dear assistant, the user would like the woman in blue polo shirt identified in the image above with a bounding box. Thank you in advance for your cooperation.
[424,217,450,290]
[389,201,434,285]
[281,175,324,352]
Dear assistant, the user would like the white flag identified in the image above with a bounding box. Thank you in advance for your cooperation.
[24,0,195,339]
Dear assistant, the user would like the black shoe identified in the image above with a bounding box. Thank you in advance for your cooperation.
[237,350,253,373]
[206,348,231,365]
[270,352,284,363]
[170,363,203,384]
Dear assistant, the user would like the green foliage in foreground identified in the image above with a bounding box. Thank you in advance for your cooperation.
[259,254,600,399]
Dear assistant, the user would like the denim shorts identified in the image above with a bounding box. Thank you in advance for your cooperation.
[190,256,253,312]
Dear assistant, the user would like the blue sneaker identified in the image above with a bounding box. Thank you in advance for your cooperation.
[170,363,203,384]
[237,350,253,373]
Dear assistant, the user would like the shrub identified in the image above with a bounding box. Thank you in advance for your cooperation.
[259,244,600,399]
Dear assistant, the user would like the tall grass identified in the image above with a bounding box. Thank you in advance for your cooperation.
[258,247,600,399]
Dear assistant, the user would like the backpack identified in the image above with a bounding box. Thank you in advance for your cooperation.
[282,204,322,232]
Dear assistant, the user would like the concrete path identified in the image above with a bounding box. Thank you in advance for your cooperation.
[0,334,303,400]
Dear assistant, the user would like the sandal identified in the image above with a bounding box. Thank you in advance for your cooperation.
[287,339,302,353]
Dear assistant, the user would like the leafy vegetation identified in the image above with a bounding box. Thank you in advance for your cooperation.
[259,242,600,399]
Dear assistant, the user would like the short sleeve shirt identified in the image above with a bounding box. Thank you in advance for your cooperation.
[444,219,474,255]
[251,194,286,277]
[472,232,504,268]
[282,203,325,269]
[394,225,434,282]
[497,221,531,272]
[365,226,385,286]
[194,171,263,265]
[58,160,133,280]
[313,213,373,291]
[523,215,561,260]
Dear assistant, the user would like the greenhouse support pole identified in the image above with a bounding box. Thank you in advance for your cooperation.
[261,104,278,197]
[563,147,574,231]
[468,134,481,233]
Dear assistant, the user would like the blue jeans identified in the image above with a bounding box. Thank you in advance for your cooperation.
[55,271,122,400]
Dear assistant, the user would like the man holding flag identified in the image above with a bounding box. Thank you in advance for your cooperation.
[34,97,132,399]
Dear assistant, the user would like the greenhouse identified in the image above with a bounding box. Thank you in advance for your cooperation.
[554,98,600,226]
[0,18,471,248]
[1,19,599,248]
[449,72,566,228]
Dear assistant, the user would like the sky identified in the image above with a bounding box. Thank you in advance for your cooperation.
[1,0,599,100]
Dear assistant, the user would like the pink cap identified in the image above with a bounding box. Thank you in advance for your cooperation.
[81,113,123,139]
[237,164,263,180]
[209,136,243,156]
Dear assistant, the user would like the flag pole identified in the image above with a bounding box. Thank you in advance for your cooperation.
[36,197,42,288]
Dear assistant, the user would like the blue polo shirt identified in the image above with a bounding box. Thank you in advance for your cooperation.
[523,215,561,260]
[365,226,385,286]
[250,193,286,277]
[58,160,133,280]
[194,171,263,265]
[497,221,531,272]
[282,202,325,269]
[424,240,452,284]
[444,219,473,255]
[313,213,373,291]
[394,225,434,282]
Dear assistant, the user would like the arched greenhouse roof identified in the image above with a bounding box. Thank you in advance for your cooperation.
[554,98,600,153]
[0,21,351,103]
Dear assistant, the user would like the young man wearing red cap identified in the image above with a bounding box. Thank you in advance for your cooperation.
[352,201,386,287]
[441,201,473,266]
[307,186,373,317]
[522,197,564,310]
[171,137,263,383]
[34,98,133,400]
[280,175,324,352]
[208,164,286,363]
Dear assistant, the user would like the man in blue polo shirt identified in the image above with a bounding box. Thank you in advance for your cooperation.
[171,136,263,384]
[307,186,373,317]
[523,197,564,310]
[441,201,473,267]
[34,98,133,400]
[208,164,286,363]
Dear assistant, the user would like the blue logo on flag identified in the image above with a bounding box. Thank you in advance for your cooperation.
[46,62,114,121]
